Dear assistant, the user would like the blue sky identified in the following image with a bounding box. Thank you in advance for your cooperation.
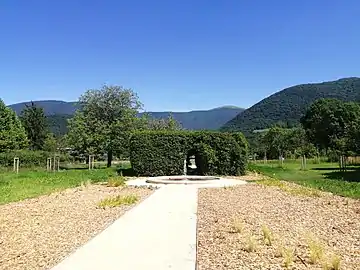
[1,0,360,111]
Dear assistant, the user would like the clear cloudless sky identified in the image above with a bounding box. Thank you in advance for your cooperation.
[1,0,360,111]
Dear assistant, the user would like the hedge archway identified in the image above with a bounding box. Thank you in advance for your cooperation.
[129,130,248,176]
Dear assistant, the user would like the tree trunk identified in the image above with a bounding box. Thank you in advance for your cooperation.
[107,150,113,168]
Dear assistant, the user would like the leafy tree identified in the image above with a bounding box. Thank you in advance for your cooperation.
[0,99,28,151]
[67,85,143,167]
[20,102,48,150]
[301,98,360,152]
[143,114,182,130]
[43,133,58,153]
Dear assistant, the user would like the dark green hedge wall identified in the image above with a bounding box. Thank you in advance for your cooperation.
[130,130,248,176]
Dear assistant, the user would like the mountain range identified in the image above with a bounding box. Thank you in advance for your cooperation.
[8,77,360,136]
[8,101,244,134]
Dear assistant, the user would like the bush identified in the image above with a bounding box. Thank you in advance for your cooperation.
[130,130,248,176]
[0,150,70,168]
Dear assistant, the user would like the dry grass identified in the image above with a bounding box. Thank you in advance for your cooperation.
[261,224,273,246]
[244,234,257,252]
[256,178,322,197]
[230,217,244,233]
[107,176,125,187]
[282,246,295,269]
[0,185,154,270]
[197,183,360,269]
[98,194,138,208]
[307,234,325,264]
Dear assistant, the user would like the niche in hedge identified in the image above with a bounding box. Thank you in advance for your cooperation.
[129,130,248,177]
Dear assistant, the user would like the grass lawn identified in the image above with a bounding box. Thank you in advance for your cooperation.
[249,160,360,198]
[0,168,118,204]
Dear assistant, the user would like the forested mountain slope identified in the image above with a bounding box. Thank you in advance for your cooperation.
[221,77,360,134]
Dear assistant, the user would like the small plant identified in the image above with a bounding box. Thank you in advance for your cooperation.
[245,234,257,252]
[256,178,285,188]
[107,176,125,187]
[80,179,92,189]
[307,235,325,264]
[281,247,295,269]
[321,253,341,270]
[231,217,244,233]
[330,253,341,270]
[98,194,138,208]
[261,224,273,245]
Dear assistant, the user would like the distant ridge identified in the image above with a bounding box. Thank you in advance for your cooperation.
[8,100,244,134]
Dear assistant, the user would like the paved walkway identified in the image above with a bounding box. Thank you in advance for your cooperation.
[52,185,198,270]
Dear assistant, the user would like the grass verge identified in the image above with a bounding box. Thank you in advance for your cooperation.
[249,161,360,198]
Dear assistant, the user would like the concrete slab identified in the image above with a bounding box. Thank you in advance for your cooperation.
[51,185,198,270]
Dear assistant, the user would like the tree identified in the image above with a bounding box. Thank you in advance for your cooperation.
[20,102,48,150]
[301,98,360,152]
[0,99,28,151]
[143,114,182,130]
[67,85,143,167]
[43,133,58,153]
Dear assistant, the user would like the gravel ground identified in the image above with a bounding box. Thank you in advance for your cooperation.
[0,184,154,270]
[197,183,360,269]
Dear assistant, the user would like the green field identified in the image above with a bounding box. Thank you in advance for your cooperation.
[250,160,360,199]
[0,168,118,205]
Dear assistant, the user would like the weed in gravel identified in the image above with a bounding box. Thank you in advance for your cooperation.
[284,186,321,197]
[107,176,125,187]
[257,178,321,197]
[80,180,92,189]
[98,194,138,208]
[256,178,285,188]
[322,253,341,270]
[230,217,244,233]
[307,235,325,264]
[281,247,295,269]
[261,224,273,245]
[244,234,257,252]
[330,254,341,270]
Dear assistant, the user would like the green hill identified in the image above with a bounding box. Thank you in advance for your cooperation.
[221,77,360,134]
[8,101,244,135]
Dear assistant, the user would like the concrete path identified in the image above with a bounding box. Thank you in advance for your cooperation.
[51,185,198,270]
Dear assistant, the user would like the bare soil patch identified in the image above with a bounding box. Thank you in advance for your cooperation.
[0,185,154,270]
[197,183,360,269]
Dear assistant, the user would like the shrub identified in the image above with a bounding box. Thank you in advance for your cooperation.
[129,130,248,176]
[0,150,70,168]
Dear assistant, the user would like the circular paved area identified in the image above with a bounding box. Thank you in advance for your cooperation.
[126,175,247,188]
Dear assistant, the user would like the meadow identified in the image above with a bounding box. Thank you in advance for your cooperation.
[0,162,127,204]
[249,159,360,198]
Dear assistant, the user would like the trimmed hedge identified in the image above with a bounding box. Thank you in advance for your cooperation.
[130,130,248,176]
[0,150,70,168]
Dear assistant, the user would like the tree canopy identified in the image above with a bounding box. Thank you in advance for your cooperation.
[20,102,49,150]
[0,99,28,151]
[301,98,360,155]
